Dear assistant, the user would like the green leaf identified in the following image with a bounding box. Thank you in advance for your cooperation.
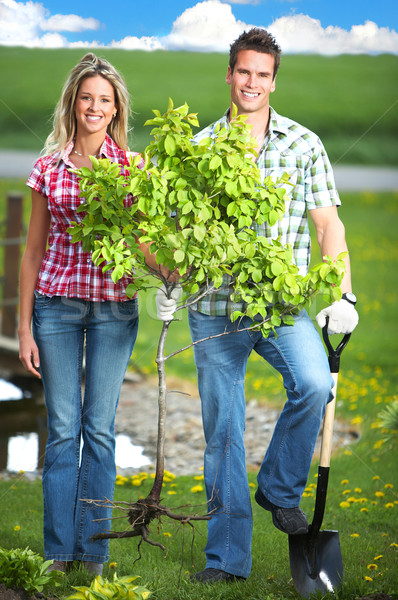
[174,249,185,263]
[111,265,125,283]
[164,134,176,156]
[209,155,222,170]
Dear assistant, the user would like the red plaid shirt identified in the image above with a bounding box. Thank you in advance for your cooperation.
[27,135,144,302]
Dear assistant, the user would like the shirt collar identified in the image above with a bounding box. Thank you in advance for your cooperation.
[221,105,287,137]
[61,134,119,166]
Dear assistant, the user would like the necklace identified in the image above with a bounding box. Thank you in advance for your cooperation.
[73,149,100,158]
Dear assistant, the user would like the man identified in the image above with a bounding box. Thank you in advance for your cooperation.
[157,28,358,583]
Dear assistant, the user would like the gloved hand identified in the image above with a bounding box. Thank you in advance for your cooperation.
[155,284,182,321]
[316,298,359,334]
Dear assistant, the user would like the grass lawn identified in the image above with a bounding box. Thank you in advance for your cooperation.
[0,184,397,598]
[1,48,397,165]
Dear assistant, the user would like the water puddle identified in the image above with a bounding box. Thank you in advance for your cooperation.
[0,377,150,474]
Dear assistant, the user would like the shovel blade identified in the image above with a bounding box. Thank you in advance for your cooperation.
[289,530,343,598]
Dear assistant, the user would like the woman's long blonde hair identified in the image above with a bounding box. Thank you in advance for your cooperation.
[44,53,131,155]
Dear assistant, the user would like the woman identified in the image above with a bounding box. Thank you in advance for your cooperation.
[18,53,151,575]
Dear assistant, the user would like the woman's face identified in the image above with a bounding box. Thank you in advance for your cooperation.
[74,74,116,137]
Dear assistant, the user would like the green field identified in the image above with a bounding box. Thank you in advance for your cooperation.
[1,46,397,598]
[1,47,398,164]
[0,181,397,599]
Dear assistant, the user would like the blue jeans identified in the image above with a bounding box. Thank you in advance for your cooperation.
[188,309,333,578]
[33,295,139,562]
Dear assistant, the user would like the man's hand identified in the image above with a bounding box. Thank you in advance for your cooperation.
[155,284,182,321]
[316,299,359,334]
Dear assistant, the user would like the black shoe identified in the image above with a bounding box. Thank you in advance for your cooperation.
[255,488,308,535]
[190,568,246,583]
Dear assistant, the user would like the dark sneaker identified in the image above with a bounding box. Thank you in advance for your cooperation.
[190,568,246,583]
[255,488,308,535]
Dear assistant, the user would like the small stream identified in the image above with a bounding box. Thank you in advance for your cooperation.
[0,376,150,474]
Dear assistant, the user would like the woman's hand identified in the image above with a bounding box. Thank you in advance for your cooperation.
[18,330,41,378]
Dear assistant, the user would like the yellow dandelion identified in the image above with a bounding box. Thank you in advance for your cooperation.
[373,439,385,449]
[351,416,363,425]
[367,564,377,570]
[167,490,177,495]
[249,482,256,488]
[344,449,352,456]
[342,489,352,495]
[193,475,204,481]
[132,480,142,487]
[13,525,21,531]
[384,483,393,489]
[347,497,357,503]
[354,487,362,493]
[389,543,398,548]
[372,475,380,481]
[385,503,394,509]
[375,491,385,498]
[360,507,369,513]
[303,492,314,498]
[340,479,349,485]
[190,485,204,493]
[163,532,172,537]
[350,533,359,538]
[364,576,373,582]
[340,501,350,509]
[109,562,117,569]
[164,470,176,480]
[373,555,383,561]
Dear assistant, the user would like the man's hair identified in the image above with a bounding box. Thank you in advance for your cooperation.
[229,28,281,79]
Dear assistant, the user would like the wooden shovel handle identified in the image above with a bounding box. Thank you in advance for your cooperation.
[319,372,338,468]
[319,323,350,468]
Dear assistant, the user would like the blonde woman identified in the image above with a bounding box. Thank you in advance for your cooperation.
[18,53,145,575]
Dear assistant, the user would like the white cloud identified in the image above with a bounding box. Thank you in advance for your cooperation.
[163,0,247,52]
[268,14,398,55]
[110,35,164,51]
[41,14,100,33]
[0,0,397,54]
[0,0,102,47]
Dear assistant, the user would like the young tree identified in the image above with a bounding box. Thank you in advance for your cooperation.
[68,100,346,548]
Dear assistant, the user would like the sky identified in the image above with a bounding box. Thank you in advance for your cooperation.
[0,0,398,55]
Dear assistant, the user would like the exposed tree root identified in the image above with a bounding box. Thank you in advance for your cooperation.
[84,494,212,552]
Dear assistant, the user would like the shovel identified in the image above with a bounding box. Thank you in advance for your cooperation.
[288,323,351,597]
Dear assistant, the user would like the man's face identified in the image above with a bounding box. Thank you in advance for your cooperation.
[226,49,276,117]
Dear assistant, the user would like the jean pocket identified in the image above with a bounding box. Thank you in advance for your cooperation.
[34,291,55,308]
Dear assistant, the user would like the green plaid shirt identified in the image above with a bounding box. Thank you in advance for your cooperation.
[192,107,341,316]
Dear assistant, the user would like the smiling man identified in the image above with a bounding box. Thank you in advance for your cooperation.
[156,27,358,584]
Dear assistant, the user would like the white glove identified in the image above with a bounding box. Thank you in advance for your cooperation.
[316,298,359,334]
[155,284,182,321]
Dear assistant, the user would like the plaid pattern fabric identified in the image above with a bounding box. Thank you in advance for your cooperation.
[27,135,144,302]
[193,107,341,316]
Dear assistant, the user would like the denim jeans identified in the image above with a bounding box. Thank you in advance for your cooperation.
[188,309,333,578]
[33,295,139,562]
